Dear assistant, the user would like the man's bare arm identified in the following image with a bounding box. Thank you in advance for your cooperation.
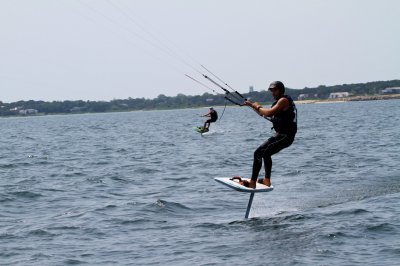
[244,98,289,117]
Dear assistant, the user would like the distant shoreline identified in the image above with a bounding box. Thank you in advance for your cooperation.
[2,79,399,117]
[295,94,400,105]
[1,95,399,118]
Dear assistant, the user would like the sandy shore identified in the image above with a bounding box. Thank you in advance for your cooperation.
[295,94,400,105]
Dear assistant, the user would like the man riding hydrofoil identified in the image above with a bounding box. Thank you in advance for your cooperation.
[201,107,218,131]
[234,81,297,188]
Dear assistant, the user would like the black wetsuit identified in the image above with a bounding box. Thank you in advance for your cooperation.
[251,95,297,181]
[206,110,218,123]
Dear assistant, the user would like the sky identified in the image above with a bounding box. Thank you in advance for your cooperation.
[0,0,399,102]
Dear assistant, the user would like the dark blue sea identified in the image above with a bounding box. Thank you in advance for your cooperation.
[1,100,399,265]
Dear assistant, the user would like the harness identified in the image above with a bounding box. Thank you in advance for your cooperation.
[210,110,218,121]
[270,95,297,133]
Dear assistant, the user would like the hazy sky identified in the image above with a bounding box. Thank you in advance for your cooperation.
[1,0,399,102]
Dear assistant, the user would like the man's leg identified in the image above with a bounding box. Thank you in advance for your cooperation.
[260,156,272,186]
[259,134,294,186]
[208,120,217,130]
[247,141,271,188]
[205,120,212,129]
[243,134,294,189]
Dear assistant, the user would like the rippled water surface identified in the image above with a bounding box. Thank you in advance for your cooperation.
[1,100,399,265]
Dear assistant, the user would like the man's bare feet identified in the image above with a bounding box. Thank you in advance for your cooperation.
[233,177,265,189]
[258,178,271,187]
[238,177,257,189]
[239,179,256,189]
[248,179,256,189]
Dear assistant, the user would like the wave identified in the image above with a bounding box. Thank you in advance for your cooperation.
[365,223,396,233]
[148,199,193,214]
[48,226,80,231]
[0,233,19,240]
[10,191,42,199]
[63,259,88,265]
[326,208,370,217]
[114,218,154,225]
[27,229,56,237]
[94,204,118,212]
[0,197,13,203]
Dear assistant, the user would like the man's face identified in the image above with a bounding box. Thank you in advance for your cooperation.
[270,88,282,100]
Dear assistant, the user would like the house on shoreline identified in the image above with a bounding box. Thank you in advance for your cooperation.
[19,109,38,115]
[298,93,318,100]
[380,87,400,94]
[328,92,350,99]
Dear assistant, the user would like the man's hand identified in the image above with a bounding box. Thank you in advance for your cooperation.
[245,100,262,110]
[245,100,260,109]
[244,100,253,107]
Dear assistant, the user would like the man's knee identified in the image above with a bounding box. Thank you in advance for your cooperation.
[263,153,272,161]
[254,148,264,160]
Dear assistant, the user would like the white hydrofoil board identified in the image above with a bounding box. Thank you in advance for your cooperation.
[214,177,274,193]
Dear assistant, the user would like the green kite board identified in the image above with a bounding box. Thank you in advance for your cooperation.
[194,126,209,134]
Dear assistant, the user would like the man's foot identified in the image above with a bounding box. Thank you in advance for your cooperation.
[257,178,271,187]
[248,179,256,189]
[240,179,256,189]
[231,177,256,189]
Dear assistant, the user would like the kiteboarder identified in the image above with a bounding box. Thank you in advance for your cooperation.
[241,81,297,188]
[201,107,218,131]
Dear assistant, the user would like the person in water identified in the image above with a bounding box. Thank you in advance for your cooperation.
[240,81,297,188]
[202,107,218,130]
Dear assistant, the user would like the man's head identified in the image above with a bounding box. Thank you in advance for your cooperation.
[268,81,285,99]
[209,107,214,110]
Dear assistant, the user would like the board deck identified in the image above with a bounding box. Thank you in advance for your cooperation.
[214,177,274,193]
[194,126,209,134]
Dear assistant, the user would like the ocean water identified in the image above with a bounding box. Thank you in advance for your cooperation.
[0,100,399,265]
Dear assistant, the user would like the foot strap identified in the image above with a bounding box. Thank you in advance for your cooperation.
[242,180,250,187]
[230,176,242,182]
[230,176,252,187]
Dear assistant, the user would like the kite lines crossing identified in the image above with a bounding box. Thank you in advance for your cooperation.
[74,0,246,108]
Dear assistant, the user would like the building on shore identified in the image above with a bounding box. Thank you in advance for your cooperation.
[9,106,23,112]
[70,107,85,112]
[380,87,400,94]
[298,93,318,100]
[328,92,350,99]
[19,109,38,115]
[249,86,254,93]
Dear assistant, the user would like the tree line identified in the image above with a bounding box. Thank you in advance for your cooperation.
[1,79,399,116]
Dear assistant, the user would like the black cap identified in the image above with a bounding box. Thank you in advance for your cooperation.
[268,81,285,92]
